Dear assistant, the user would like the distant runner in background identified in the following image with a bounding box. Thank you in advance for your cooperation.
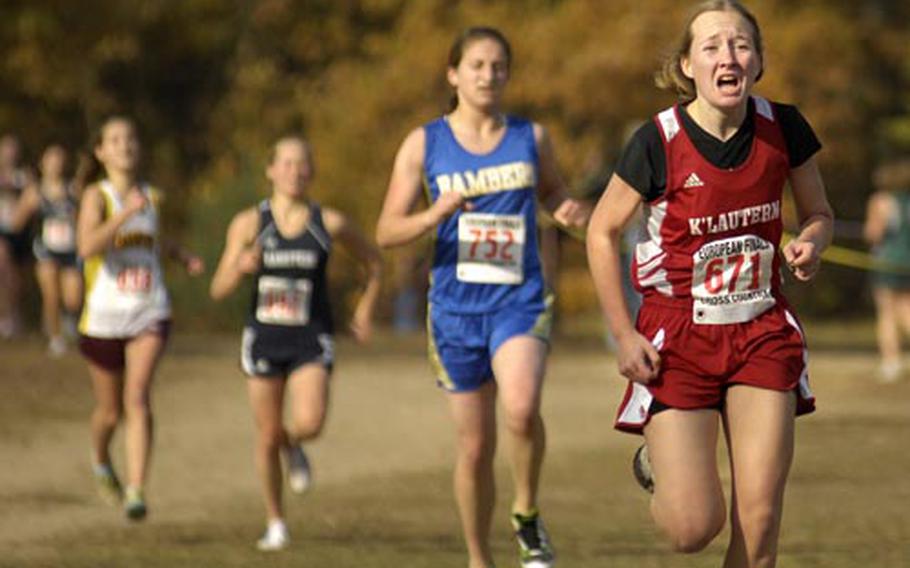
[0,133,34,338]
[864,158,910,382]
[11,144,82,356]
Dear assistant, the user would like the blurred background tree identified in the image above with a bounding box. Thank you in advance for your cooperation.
[1,0,908,330]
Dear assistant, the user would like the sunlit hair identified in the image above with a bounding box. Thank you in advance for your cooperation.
[874,158,910,193]
[446,26,512,112]
[655,0,764,101]
[268,134,311,166]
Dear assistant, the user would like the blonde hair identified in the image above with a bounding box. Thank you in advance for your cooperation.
[655,0,764,101]
[268,135,311,165]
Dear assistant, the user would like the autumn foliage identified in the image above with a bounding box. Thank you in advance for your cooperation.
[1,0,908,326]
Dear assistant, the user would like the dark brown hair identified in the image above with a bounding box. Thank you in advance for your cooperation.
[81,115,137,185]
[655,0,764,101]
[446,26,512,112]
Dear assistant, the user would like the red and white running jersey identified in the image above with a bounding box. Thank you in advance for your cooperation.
[632,95,789,324]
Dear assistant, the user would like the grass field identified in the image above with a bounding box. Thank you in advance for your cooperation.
[1,326,908,567]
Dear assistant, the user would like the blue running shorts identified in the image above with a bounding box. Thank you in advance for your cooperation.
[427,298,553,392]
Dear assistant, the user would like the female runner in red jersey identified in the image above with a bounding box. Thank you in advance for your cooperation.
[587,2,833,566]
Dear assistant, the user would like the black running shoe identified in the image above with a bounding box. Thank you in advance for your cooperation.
[511,510,555,568]
[632,444,655,494]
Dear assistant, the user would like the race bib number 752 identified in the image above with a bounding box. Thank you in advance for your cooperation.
[456,213,525,285]
[691,234,776,324]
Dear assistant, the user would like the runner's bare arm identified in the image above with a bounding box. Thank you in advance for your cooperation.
[863,191,891,246]
[210,207,259,300]
[587,174,660,383]
[8,184,40,232]
[783,156,834,281]
[323,207,383,342]
[76,184,148,258]
[376,128,470,248]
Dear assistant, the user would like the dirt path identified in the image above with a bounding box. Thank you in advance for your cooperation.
[2,332,908,567]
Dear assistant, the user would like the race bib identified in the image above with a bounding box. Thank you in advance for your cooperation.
[43,218,76,252]
[691,234,776,324]
[456,213,525,285]
[256,276,312,326]
[116,265,153,295]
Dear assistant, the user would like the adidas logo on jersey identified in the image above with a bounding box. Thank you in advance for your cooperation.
[683,172,705,188]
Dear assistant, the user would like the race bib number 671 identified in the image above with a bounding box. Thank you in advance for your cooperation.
[691,234,776,324]
[456,213,525,285]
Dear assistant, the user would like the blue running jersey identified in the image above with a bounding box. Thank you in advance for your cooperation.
[424,115,545,313]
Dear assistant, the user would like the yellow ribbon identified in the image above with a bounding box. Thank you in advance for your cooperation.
[781,232,910,275]
[540,209,910,275]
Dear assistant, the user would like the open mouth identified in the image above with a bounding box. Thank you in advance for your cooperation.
[716,74,742,94]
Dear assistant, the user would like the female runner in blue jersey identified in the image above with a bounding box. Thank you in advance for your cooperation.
[376,27,588,568]
[210,135,382,551]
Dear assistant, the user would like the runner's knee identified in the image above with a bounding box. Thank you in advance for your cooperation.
[94,405,121,429]
[658,501,725,553]
[289,414,325,440]
[502,402,539,438]
[456,432,495,469]
[734,498,779,550]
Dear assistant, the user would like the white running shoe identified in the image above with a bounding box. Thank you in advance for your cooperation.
[286,444,312,494]
[0,317,15,339]
[48,336,67,358]
[256,519,290,551]
[879,361,902,383]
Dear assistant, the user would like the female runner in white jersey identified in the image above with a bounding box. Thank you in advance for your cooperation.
[587,2,834,566]
[77,116,204,521]
[11,144,82,356]
[210,135,382,551]
[376,27,587,568]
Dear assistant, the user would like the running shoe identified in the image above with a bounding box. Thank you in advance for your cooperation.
[632,444,655,494]
[93,463,123,505]
[879,361,902,383]
[124,486,147,521]
[286,444,312,494]
[62,314,78,339]
[256,519,290,551]
[511,510,555,568]
[48,336,67,358]
[0,316,16,339]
